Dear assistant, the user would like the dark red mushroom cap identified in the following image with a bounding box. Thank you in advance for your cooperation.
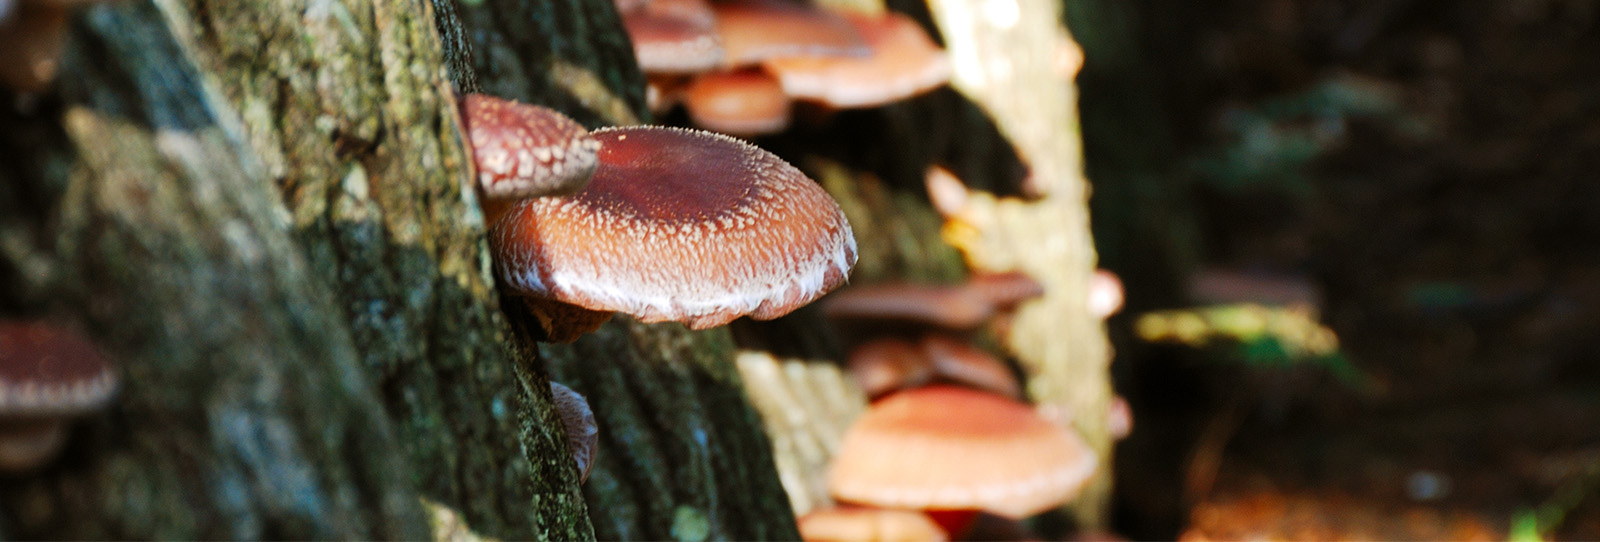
[459,93,600,200]
[492,126,857,329]
[0,320,116,416]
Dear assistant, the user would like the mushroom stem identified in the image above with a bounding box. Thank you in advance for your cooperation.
[0,3,70,92]
[0,419,68,473]
[524,297,614,344]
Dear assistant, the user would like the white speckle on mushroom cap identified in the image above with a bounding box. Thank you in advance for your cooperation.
[460,94,600,200]
[491,126,857,328]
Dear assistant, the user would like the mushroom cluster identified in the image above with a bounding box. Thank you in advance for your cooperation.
[619,0,951,136]
[797,271,1112,540]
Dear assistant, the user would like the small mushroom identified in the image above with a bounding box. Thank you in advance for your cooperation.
[846,335,1020,399]
[822,271,1043,332]
[458,93,599,203]
[828,385,1097,519]
[681,68,792,136]
[761,12,950,108]
[822,283,995,331]
[491,126,857,341]
[712,0,869,68]
[846,337,935,398]
[548,382,598,482]
[917,335,1021,399]
[964,271,1045,311]
[623,7,724,74]
[0,320,118,472]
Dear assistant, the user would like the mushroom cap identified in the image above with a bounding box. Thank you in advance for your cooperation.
[713,0,870,67]
[798,506,949,542]
[828,385,1097,518]
[846,336,1019,399]
[623,9,724,74]
[846,337,935,398]
[762,12,950,108]
[965,271,1045,310]
[822,282,995,330]
[549,382,599,482]
[492,126,857,329]
[683,69,793,136]
[459,93,600,200]
[0,320,117,416]
[917,335,1021,399]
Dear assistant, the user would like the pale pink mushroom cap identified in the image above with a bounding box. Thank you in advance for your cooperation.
[459,93,600,200]
[713,0,870,67]
[829,386,1098,518]
[624,9,724,74]
[549,382,599,482]
[762,12,951,108]
[683,69,793,136]
[492,126,857,329]
[798,506,949,542]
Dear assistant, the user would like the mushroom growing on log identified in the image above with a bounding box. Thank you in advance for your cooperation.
[0,320,117,472]
[491,126,857,341]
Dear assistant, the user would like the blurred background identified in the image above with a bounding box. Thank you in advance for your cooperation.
[1068,0,1600,539]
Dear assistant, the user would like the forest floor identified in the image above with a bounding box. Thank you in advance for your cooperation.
[1103,2,1600,540]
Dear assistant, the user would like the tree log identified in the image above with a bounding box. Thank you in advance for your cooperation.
[0,4,428,538]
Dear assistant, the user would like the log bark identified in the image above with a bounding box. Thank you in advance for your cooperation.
[0,4,428,538]
[148,0,595,538]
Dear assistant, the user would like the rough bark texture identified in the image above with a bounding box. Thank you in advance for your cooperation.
[149,0,595,539]
[538,318,801,541]
[0,3,427,538]
[439,0,803,539]
[922,0,1116,528]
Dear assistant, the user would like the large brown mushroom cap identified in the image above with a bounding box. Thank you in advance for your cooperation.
[828,385,1097,518]
[492,126,857,329]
